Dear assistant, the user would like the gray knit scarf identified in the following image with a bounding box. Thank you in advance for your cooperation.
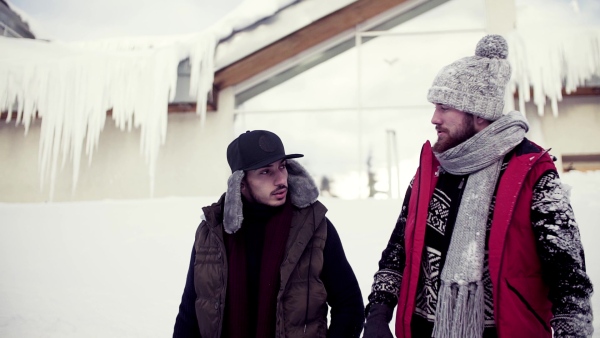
[431,111,529,338]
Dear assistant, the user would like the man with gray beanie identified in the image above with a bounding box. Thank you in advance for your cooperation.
[173,130,365,338]
[363,35,593,338]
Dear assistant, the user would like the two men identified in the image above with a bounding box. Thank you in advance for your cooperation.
[174,34,594,338]
[363,35,593,337]
[174,130,365,337]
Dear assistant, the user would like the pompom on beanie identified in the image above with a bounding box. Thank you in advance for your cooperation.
[427,34,511,121]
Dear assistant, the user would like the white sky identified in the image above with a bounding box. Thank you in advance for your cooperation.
[9,0,600,41]
[8,0,244,41]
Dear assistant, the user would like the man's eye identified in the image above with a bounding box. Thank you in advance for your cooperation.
[260,170,269,175]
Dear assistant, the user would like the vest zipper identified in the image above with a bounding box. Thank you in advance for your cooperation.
[303,207,317,336]
[505,281,551,332]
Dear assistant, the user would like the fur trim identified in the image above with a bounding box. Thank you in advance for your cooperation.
[224,170,245,234]
[287,159,319,208]
[223,159,319,234]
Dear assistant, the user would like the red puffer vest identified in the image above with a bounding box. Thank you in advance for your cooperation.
[395,140,556,338]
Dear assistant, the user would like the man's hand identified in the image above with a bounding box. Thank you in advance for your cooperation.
[362,304,394,338]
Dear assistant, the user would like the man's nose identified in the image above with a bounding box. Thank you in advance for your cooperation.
[274,169,287,185]
[431,109,441,125]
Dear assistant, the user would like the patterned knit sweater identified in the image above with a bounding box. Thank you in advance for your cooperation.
[366,150,593,337]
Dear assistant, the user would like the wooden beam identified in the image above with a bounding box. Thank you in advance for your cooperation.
[214,0,410,89]
[564,87,600,96]
[166,101,217,113]
[0,100,216,121]
[562,153,600,163]
[563,153,600,172]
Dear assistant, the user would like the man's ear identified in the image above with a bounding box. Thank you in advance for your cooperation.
[240,177,247,193]
[240,177,252,202]
[474,116,491,131]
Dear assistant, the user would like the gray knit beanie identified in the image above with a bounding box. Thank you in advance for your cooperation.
[427,34,511,121]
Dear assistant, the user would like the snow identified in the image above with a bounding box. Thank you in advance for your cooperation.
[506,29,600,117]
[0,169,599,337]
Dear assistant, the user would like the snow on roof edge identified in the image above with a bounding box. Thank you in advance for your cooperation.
[214,0,357,70]
[4,0,49,39]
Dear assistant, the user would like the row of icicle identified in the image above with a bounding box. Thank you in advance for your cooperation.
[0,24,599,200]
[0,32,216,199]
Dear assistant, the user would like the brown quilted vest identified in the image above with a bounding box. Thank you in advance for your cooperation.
[193,195,329,338]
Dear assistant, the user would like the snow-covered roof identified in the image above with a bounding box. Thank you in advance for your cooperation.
[214,0,355,70]
[1,0,36,38]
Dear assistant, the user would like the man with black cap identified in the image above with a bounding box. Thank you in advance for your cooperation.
[173,130,365,338]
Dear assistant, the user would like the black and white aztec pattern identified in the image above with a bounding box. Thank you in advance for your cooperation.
[427,189,451,235]
[481,254,495,326]
[413,179,496,326]
[414,246,441,320]
[413,250,496,326]
[371,270,403,297]
[531,171,593,337]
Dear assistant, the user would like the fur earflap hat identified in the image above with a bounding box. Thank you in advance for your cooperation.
[427,34,511,121]
[223,130,318,234]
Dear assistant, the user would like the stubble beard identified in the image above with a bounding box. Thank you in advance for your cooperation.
[432,115,477,153]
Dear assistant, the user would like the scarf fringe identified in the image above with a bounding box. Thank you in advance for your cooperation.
[432,281,485,338]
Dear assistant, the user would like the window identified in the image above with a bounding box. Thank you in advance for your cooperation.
[234,0,486,199]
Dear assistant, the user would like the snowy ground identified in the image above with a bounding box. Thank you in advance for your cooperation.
[1,170,599,337]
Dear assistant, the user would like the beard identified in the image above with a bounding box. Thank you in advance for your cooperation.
[432,114,477,153]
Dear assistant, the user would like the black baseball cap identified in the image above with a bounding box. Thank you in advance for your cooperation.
[226,130,304,172]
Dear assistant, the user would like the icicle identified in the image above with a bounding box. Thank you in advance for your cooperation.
[0,30,222,200]
[188,31,218,126]
[506,29,600,117]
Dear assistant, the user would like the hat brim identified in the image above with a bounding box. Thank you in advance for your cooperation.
[244,154,304,171]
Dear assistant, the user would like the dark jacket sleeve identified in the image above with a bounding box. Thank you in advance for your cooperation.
[530,170,593,338]
[365,178,413,315]
[173,246,201,338]
[321,218,365,338]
